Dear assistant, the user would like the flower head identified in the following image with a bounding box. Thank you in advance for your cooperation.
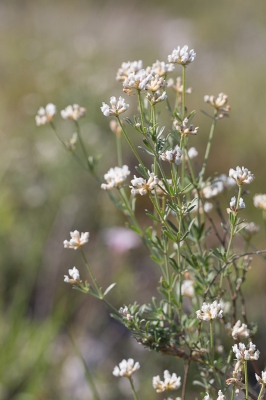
[116,60,143,82]
[101,165,130,190]
[63,230,90,250]
[239,222,260,237]
[146,74,167,92]
[130,172,159,196]
[226,320,250,340]
[146,60,175,77]
[232,342,260,361]
[253,194,266,210]
[202,180,224,199]
[181,279,194,297]
[204,93,230,115]
[228,196,245,214]
[146,90,167,105]
[61,104,86,120]
[187,147,198,159]
[168,76,192,95]
[168,45,196,65]
[123,69,152,95]
[64,267,81,284]
[174,117,198,137]
[119,306,133,321]
[255,371,266,385]
[153,370,181,392]
[101,96,129,117]
[113,359,140,378]
[160,145,183,165]
[196,301,223,321]
[35,103,56,126]
[229,166,255,185]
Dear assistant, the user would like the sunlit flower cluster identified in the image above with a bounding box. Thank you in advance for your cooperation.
[116,60,143,82]
[204,93,230,112]
[123,69,153,95]
[228,196,245,214]
[253,194,266,210]
[196,301,223,321]
[229,166,255,186]
[35,103,56,126]
[160,145,183,165]
[146,60,175,76]
[255,371,266,385]
[232,342,260,361]
[63,230,90,250]
[226,320,250,340]
[61,104,86,120]
[64,267,81,284]
[174,117,199,137]
[101,96,129,117]
[130,172,159,196]
[113,359,140,378]
[101,165,130,190]
[168,45,196,65]
[146,90,167,105]
[153,370,181,393]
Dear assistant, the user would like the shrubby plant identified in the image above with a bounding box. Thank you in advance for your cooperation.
[36,45,266,400]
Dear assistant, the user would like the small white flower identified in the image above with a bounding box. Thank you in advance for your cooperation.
[232,342,260,361]
[101,96,129,117]
[123,69,153,95]
[119,306,133,321]
[239,222,260,236]
[255,371,266,385]
[35,103,56,126]
[101,165,130,190]
[226,320,250,340]
[130,172,159,196]
[168,76,192,95]
[174,117,199,137]
[187,147,198,159]
[153,370,181,393]
[168,45,196,65]
[146,60,175,76]
[229,166,255,185]
[203,393,211,400]
[253,194,266,210]
[146,74,167,92]
[196,301,223,321]
[191,199,213,214]
[160,145,183,165]
[113,359,140,378]
[217,390,225,400]
[228,196,245,214]
[202,180,224,199]
[181,280,194,297]
[204,93,230,113]
[216,174,236,189]
[61,104,86,120]
[146,90,167,105]
[64,267,81,284]
[63,230,90,250]
[116,60,143,81]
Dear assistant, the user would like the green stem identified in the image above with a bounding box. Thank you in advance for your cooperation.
[117,117,144,168]
[128,377,139,400]
[209,319,215,365]
[182,66,186,119]
[80,248,101,295]
[116,133,123,167]
[230,384,236,400]
[137,90,145,130]
[258,383,265,400]
[118,188,143,236]
[199,110,218,184]
[74,120,89,167]
[244,361,249,400]
[226,186,242,259]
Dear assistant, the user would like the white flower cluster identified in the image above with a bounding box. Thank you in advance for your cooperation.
[130,172,159,196]
[202,174,235,199]
[229,166,255,185]
[204,93,230,112]
[191,199,213,214]
[101,165,130,190]
[187,147,198,159]
[168,76,192,95]
[160,145,183,165]
[101,96,129,117]
[152,370,181,393]
[61,104,86,120]
[64,267,81,284]
[226,320,250,340]
[181,279,194,297]
[232,342,260,361]
[253,194,266,210]
[146,90,167,105]
[116,60,143,81]
[228,196,245,214]
[119,306,133,321]
[123,69,153,95]
[204,390,225,400]
[146,60,175,76]
[168,45,196,65]
[240,222,260,236]
[196,301,223,321]
[255,371,266,385]
[35,103,57,126]
[63,230,90,250]
[174,117,199,137]
[113,358,140,378]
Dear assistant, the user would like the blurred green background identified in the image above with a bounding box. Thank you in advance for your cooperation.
[1,0,266,399]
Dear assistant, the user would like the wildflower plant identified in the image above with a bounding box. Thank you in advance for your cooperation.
[36,45,266,400]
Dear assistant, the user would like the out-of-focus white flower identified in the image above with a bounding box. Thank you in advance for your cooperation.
[202,180,224,199]
[181,280,194,297]
[217,390,225,400]
[219,299,231,314]
[232,342,260,361]
[63,230,90,250]
[101,165,130,190]
[146,60,175,77]
[64,267,81,284]
[116,60,143,81]
[35,103,56,125]
[253,194,266,211]
[160,145,183,165]
[196,301,223,321]
[110,119,122,136]
[228,196,245,214]
[123,69,152,95]
[101,96,129,117]
[153,370,181,393]
[191,199,213,214]
[61,104,86,120]
[66,132,78,151]
[103,227,141,253]
[229,166,255,185]
[130,172,159,196]
[119,306,133,321]
[239,222,260,236]
[204,93,230,113]
[226,320,250,340]
[203,393,211,400]
[168,45,196,65]
[146,90,167,105]
[187,147,198,159]
[255,371,266,385]
[216,174,236,189]
[174,117,199,137]
[168,76,192,95]
[113,359,140,378]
